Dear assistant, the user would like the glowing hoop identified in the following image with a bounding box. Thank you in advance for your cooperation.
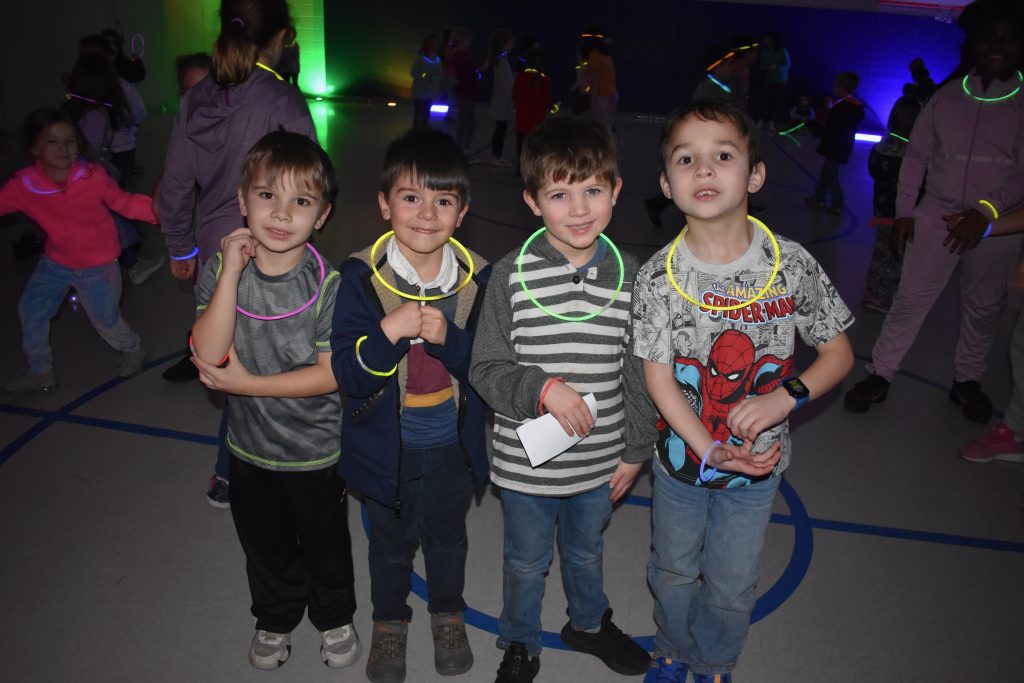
[369,231,475,302]
[665,216,781,312]
[130,33,145,58]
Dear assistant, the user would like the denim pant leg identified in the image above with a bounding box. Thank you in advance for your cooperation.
[689,475,780,675]
[556,486,612,631]
[418,443,473,615]
[73,261,141,353]
[648,462,709,663]
[499,488,559,657]
[18,257,73,374]
[365,478,420,622]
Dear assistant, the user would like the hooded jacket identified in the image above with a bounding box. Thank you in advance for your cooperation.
[157,68,316,262]
[330,245,490,512]
[0,160,155,269]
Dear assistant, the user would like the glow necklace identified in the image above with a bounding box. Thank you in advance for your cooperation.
[22,161,86,194]
[235,243,325,321]
[665,216,781,312]
[961,70,1022,102]
[888,131,909,142]
[255,62,284,81]
[368,231,475,301]
[516,228,625,322]
[707,73,732,94]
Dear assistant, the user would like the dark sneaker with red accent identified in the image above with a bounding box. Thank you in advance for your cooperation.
[949,380,992,423]
[844,373,889,413]
[206,475,230,509]
[560,607,650,675]
[960,423,1024,463]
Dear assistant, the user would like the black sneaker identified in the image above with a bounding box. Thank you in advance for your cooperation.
[495,642,539,683]
[844,373,889,413]
[949,380,992,423]
[560,608,650,675]
[162,353,199,382]
[206,475,230,508]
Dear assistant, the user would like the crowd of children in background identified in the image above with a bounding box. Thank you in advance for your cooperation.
[2,0,1023,682]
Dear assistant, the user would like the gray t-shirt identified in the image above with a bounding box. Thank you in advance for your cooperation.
[632,227,854,488]
[196,245,341,471]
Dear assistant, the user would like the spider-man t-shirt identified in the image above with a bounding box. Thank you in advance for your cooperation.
[632,226,854,489]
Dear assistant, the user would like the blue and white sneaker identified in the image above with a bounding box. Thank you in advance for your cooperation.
[643,656,689,682]
[692,673,732,683]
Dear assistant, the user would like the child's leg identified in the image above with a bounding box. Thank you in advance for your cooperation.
[955,233,1024,382]
[491,120,508,157]
[689,475,779,676]
[72,261,142,354]
[229,455,307,633]
[498,488,559,657]
[822,159,843,207]
[290,466,357,631]
[555,485,612,631]
[648,462,708,663]
[864,223,901,303]
[365,470,422,623]
[810,159,829,202]
[417,442,473,615]
[17,257,73,374]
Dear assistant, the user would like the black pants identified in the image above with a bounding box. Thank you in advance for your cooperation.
[229,455,357,633]
[491,119,508,157]
[413,99,432,129]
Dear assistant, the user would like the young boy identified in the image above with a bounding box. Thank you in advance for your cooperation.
[190,131,358,671]
[330,128,490,683]
[805,71,864,215]
[470,117,655,683]
[633,100,855,682]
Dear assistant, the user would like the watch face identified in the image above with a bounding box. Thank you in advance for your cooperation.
[784,377,809,398]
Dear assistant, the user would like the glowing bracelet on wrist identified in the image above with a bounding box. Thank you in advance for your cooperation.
[983,223,994,239]
[171,247,199,261]
[188,335,229,367]
[978,200,999,221]
[699,440,723,482]
[537,377,565,415]
[355,335,398,377]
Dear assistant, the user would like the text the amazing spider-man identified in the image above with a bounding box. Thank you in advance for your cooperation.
[698,281,796,324]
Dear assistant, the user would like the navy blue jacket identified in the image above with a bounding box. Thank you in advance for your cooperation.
[330,246,490,513]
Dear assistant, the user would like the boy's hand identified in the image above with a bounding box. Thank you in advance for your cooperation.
[381,301,423,344]
[192,346,254,395]
[220,228,258,276]
[542,381,595,437]
[892,217,915,258]
[170,257,195,280]
[942,208,988,254]
[726,390,795,442]
[609,461,643,502]
[709,439,781,478]
[419,305,448,345]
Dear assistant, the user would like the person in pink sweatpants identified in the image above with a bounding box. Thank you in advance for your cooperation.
[845,0,1024,423]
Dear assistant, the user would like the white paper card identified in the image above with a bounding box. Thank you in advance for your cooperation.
[515,393,598,468]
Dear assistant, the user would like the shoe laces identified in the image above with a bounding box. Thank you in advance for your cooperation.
[371,629,404,661]
[433,618,466,650]
[500,645,532,676]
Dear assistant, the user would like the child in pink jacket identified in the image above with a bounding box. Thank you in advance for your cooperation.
[0,109,157,395]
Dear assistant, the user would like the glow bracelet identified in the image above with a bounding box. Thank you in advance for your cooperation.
[171,247,199,261]
[699,440,722,482]
[355,335,397,377]
[978,200,999,221]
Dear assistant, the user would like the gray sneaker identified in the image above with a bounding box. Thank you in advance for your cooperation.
[127,254,165,285]
[431,611,473,676]
[3,370,58,396]
[366,620,408,683]
[249,630,290,669]
[321,623,361,668]
[118,346,148,378]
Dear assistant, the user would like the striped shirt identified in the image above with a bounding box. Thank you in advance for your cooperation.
[470,234,655,496]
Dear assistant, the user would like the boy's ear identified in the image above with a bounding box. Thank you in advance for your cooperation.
[314,204,333,231]
[658,171,672,199]
[610,176,623,205]
[747,161,766,194]
[377,191,390,221]
[522,189,543,217]
[454,201,470,228]
[237,187,247,216]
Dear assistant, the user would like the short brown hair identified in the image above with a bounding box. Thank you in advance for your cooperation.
[520,117,618,198]
[379,128,471,207]
[658,100,762,172]
[240,131,337,210]
[835,71,859,94]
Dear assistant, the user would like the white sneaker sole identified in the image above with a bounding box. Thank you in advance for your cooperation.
[322,639,361,668]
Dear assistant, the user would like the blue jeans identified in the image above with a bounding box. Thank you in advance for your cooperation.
[649,461,780,676]
[498,485,612,657]
[364,442,473,622]
[18,256,140,374]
